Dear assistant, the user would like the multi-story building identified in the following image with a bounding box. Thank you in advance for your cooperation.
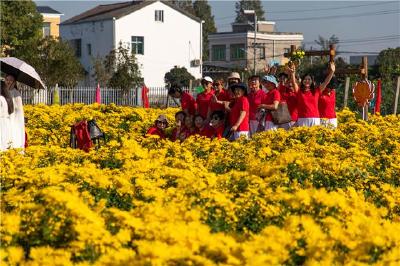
[206,20,303,74]
[36,6,63,38]
[60,1,202,87]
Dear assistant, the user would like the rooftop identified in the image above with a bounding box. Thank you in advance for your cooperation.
[36,6,63,15]
[61,0,201,25]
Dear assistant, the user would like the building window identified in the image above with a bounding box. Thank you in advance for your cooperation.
[260,47,265,59]
[87,44,92,56]
[69,39,82,57]
[43,22,51,37]
[155,10,164,22]
[131,36,144,55]
[100,22,104,32]
[211,45,226,61]
[230,44,245,60]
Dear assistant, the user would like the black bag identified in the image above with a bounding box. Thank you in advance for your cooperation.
[87,119,106,148]
[270,103,292,125]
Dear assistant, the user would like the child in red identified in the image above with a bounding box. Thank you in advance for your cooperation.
[146,115,168,139]
[168,84,196,117]
[170,111,187,141]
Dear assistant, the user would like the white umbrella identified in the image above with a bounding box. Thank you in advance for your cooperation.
[0,57,46,89]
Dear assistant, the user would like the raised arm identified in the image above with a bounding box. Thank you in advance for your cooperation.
[319,62,335,92]
[287,62,299,93]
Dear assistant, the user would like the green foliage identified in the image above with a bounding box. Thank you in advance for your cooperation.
[164,66,195,87]
[377,48,400,114]
[234,0,265,23]
[193,0,217,61]
[92,55,112,88]
[0,0,43,56]
[314,34,340,51]
[105,42,143,93]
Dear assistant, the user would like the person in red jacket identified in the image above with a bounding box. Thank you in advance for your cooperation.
[196,76,214,120]
[146,115,168,139]
[247,75,267,136]
[168,84,196,117]
[319,83,337,128]
[291,62,335,127]
[227,83,250,140]
[259,75,281,131]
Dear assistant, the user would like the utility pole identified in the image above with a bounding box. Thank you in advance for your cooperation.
[253,13,257,75]
[243,10,257,75]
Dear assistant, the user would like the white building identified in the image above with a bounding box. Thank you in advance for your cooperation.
[60,1,202,87]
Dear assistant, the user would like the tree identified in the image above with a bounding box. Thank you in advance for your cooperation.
[377,47,400,114]
[234,0,265,23]
[314,35,339,50]
[92,56,112,88]
[164,66,195,87]
[193,0,217,61]
[0,0,43,56]
[170,0,195,14]
[105,42,143,93]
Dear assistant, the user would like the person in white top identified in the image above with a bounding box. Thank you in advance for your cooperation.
[4,75,25,149]
[0,80,13,151]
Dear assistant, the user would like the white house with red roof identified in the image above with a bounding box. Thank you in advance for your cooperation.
[60,0,202,87]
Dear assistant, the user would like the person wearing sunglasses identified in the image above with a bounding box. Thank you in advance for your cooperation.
[146,115,168,139]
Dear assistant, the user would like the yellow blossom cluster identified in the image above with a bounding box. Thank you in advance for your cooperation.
[1,104,400,265]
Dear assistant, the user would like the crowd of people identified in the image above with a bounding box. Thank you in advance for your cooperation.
[0,74,25,151]
[147,62,337,141]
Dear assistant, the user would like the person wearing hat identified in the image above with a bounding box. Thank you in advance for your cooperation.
[146,114,168,139]
[247,75,267,136]
[290,62,335,127]
[168,84,196,117]
[227,72,241,83]
[196,76,214,120]
[228,82,250,140]
[258,75,281,131]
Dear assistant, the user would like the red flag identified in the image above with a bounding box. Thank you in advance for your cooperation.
[95,83,101,104]
[142,84,150,108]
[375,79,381,114]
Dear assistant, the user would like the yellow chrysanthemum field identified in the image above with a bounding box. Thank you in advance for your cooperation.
[1,104,400,265]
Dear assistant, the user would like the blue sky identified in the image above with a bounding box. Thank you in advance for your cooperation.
[35,0,400,54]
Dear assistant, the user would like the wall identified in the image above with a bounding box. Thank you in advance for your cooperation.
[115,1,202,87]
[60,19,115,84]
[42,15,61,37]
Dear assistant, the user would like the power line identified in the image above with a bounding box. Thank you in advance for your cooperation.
[302,35,400,45]
[213,1,398,21]
[270,9,400,22]
[266,1,398,14]
[214,1,399,22]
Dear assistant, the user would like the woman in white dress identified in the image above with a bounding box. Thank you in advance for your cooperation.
[4,75,25,149]
[0,80,13,151]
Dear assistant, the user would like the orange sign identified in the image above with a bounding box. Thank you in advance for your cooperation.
[353,80,374,107]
